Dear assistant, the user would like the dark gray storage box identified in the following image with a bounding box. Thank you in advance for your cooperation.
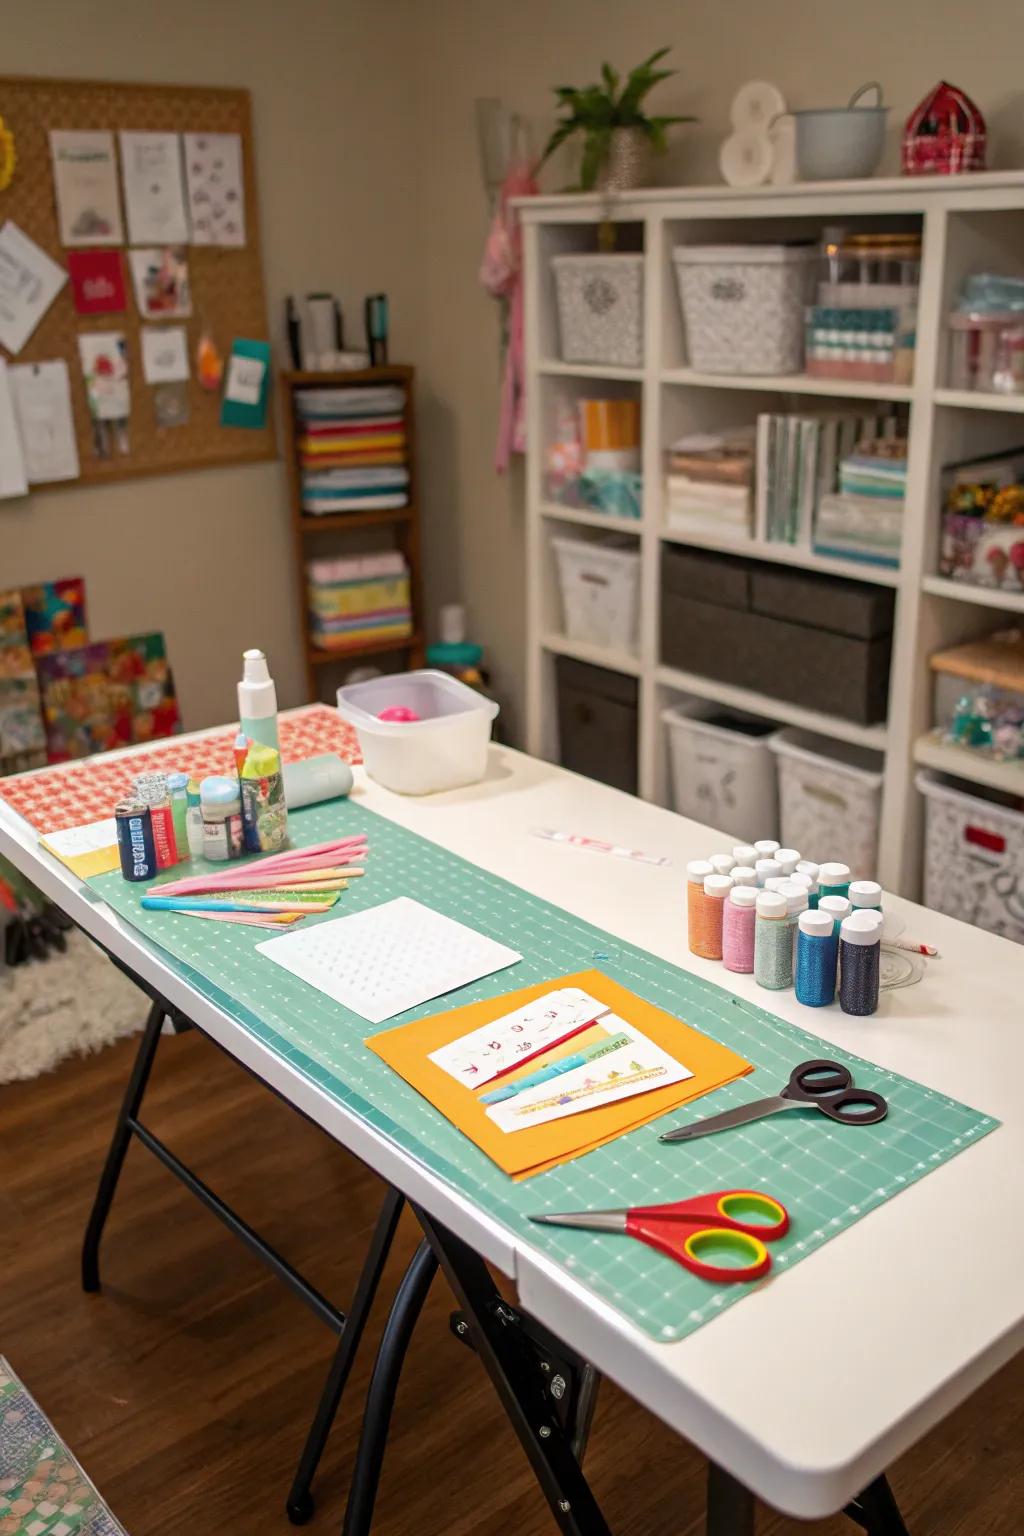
[555,655,638,794]
[661,549,894,725]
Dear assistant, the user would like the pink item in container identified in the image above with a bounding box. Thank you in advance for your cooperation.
[722,885,757,973]
[378,706,421,723]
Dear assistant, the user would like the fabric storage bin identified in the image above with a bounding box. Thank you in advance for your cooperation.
[552,253,644,368]
[663,704,778,841]
[556,656,638,794]
[770,729,884,879]
[660,547,894,725]
[917,771,1024,944]
[672,245,814,375]
[552,534,641,654]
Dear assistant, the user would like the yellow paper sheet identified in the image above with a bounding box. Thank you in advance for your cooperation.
[40,817,120,877]
[367,969,752,1179]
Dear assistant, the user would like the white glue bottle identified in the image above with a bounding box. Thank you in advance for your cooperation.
[238,649,280,751]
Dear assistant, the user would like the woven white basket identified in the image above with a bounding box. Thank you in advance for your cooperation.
[673,244,814,374]
[770,728,883,879]
[552,254,644,367]
[916,771,1024,943]
[552,535,641,653]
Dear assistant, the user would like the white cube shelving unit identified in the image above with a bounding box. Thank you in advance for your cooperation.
[519,172,1024,898]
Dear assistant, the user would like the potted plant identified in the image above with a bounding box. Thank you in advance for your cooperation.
[539,48,696,191]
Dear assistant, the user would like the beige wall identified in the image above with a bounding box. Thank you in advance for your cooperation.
[1,0,419,729]
[6,2,1024,740]
[408,0,1024,740]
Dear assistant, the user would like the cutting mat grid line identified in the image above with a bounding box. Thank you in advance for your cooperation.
[86,798,997,1342]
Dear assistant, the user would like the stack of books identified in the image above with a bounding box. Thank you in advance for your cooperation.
[663,430,755,540]
[814,439,907,568]
[755,409,903,551]
[307,552,413,651]
[295,386,409,514]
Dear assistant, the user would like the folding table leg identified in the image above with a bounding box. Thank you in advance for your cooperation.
[412,1207,614,1536]
[706,1461,755,1536]
[845,1473,912,1535]
[81,999,165,1293]
[286,1186,406,1526]
[341,1240,439,1536]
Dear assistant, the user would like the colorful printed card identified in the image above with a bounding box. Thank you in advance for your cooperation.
[35,631,180,762]
[21,577,87,657]
[430,985,611,1087]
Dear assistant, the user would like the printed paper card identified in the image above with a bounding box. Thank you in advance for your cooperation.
[430,986,613,1087]
[9,361,80,484]
[67,250,126,315]
[0,360,27,498]
[184,132,246,247]
[21,577,87,656]
[119,132,189,245]
[141,325,189,384]
[77,334,130,458]
[486,1022,693,1133]
[0,221,68,355]
[128,246,191,320]
[49,129,124,246]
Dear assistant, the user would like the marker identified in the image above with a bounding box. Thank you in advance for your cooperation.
[480,1032,631,1105]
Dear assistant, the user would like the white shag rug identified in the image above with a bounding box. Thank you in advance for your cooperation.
[0,929,145,1084]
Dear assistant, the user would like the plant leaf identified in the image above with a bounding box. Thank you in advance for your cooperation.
[601,62,620,101]
[538,119,579,168]
[579,127,611,191]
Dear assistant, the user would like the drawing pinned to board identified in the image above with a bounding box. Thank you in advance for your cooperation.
[221,337,270,428]
[77,331,130,457]
[0,221,68,355]
[196,326,225,391]
[9,361,80,484]
[49,129,124,246]
[141,324,188,384]
[0,360,28,498]
[128,246,191,320]
[67,249,127,315]
[153,381,189,428]
[119,131,189,245]
[184,131,246,247]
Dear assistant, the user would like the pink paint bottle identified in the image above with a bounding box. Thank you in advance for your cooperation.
[722,884,758,973]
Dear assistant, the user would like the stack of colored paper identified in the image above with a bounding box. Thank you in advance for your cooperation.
[141,835,368,929]
[307,552,412,651]
[295,385,409,514]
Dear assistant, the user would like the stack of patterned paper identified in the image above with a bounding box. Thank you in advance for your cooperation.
[307,552,413,651]
[664,429,755,540]
[815,437,907,568]
[295,385,409,513]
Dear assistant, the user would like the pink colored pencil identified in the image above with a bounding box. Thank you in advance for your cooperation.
[156,848,368,897]
[178,910,301,929]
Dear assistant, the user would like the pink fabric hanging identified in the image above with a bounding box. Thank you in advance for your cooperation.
[480,162,537,473]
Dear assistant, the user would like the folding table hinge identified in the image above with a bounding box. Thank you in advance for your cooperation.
[448,1302,589,1441]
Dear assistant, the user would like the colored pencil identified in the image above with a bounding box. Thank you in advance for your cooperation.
[155,852,367,897]
[178,910,302,929]
[141,896,336,915]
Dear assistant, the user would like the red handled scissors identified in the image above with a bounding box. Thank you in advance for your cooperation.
[530,1189,789,1283]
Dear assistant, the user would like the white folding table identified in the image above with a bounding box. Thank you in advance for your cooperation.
[1,734,1021,1535]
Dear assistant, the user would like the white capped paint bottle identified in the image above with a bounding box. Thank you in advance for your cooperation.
[238,648,280,751]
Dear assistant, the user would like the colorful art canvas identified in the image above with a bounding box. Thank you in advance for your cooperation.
[0,590,46,774]
[35,631,181,762]
[20,577,87,657]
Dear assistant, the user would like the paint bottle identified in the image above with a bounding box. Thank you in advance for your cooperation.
[730,865,758,888]
[795,909,839,1007]
[115,799,156,882]
[818,861,852,901]
[755,857,782,887]
[754,890,792,990]
[166,772,190,862]
[692,873,733,960]
[818,894,852,937]
[133,773,177,869]
[839,910,883,1016]
[849,880,882,912]
[732,843,758,867]
[775,848,801,876]
[200,775,244,862]
[708,852,736,876]
[185,778,205,860]
[240,743,288,853]
[795,859,819,884]
[686,860,715,953]
[753,838,781,859]
[722,884,758,973]
[237,648,280,751]
[791,867,820,908]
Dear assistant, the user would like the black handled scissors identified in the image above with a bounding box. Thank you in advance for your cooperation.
[659,1058,888,1144]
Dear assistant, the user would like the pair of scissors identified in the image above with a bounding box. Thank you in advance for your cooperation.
[530,1189,789,1283]
[659,1058,888,1144]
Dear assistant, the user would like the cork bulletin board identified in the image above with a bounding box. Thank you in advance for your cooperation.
[0,75,276,486]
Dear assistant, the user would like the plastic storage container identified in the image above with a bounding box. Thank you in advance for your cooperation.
[552,253,644,368]
[948,311,1024,395]
[662,705,778,841]
[336,670,499,795]
[552,534,641,654]
[916,771,1024,944]
[770,728,884,879]
[672,244,815,375]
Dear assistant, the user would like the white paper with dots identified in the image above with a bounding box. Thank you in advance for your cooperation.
[256,896,521,1024]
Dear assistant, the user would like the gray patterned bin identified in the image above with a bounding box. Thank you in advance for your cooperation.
[552,253,644,368]
[673,244,815,374]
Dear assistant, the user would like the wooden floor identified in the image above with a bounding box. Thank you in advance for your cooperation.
[1,1023,1021,1536]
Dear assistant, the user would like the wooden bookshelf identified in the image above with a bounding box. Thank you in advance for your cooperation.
[279,364,425,702]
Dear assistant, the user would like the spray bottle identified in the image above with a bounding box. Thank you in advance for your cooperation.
[238,649,279,751]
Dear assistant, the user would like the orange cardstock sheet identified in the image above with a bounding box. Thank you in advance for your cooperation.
[366,969,753,1179]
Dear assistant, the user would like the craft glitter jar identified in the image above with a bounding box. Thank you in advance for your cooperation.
[692,873,734,960]
[755,857,782,887]
[775,847,801,876]
[794,862,821,907]
[753,838,781,859]
[730,865,759,888]
[754,890,792,989]
[839,909,883,1016]
[732,843,758,866]
[819,861,852,901]
[722,884,758,973]
[795,908,839,1007]
[686,859,715,954]
[708,853,737,876]
[849,879,882,912]
[818,894,852,937]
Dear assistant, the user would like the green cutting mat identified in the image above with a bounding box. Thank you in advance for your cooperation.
[88,800,998,1342]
